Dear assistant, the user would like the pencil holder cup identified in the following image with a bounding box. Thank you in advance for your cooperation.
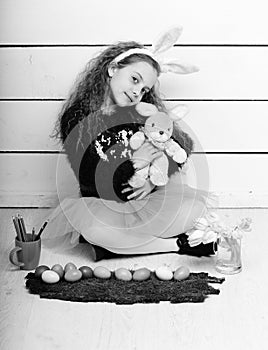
[9,234,41,270]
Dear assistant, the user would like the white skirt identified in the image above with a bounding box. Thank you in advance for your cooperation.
[41,172,218,254]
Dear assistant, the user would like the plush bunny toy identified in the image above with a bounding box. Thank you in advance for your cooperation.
[129,104,188,187]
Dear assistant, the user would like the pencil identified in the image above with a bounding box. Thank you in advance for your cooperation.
[35,220,49,241]
[12,216,23,242]
[17,215,26,242]
[32,227,35,242]
[19,214,27,237]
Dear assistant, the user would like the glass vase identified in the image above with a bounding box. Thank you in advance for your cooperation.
[215,236,242,274]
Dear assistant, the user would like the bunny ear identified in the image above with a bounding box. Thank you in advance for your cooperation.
[161,61,199,74]
[151,26,183,55]
[169,104,189,121]
[135,102,158,117]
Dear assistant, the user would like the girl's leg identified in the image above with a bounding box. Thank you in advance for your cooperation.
[80,198,208,254]
[137,197,207,239]
[162,198,207,238]
[82,226,179,255]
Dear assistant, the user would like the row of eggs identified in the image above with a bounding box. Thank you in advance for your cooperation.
[35,263,190,284]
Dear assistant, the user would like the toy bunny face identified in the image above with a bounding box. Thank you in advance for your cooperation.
[144,112,173,142]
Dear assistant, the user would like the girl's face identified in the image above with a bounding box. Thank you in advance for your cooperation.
[108,61,158,107]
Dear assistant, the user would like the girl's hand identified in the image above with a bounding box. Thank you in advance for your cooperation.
[132,143,163,170]
[122,179,156,200]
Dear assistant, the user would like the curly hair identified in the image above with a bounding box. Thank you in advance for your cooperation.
[51,41,167,149]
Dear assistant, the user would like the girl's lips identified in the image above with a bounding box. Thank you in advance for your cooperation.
[124,92,133,103]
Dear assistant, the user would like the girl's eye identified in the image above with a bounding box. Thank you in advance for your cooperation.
[132,77,139,83]
[151,123,155,127]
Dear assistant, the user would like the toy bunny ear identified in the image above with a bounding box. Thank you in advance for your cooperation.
[135,102,158,117]
[169,104,189,121]
[151,26,183,55]
[161,60,199,74]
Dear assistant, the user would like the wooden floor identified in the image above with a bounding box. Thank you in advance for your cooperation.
[0,207,267,350]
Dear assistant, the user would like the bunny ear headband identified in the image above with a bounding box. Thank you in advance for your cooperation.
[112,26,199,75]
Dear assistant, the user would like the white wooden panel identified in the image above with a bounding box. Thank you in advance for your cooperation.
[1,101,268,152]
[0,154,77,195]
[0,154,267,195]
[1,47,268,99]
[188,154,268,193]
[160,47,268,100]
[0,101,61,151]
[172,101,268,153]
[1,0,268,44]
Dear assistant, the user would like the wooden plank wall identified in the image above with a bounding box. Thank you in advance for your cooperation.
[0,0,267,208]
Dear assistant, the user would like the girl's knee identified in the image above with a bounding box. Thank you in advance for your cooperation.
[191,200,207,219]
[182,199,207,232]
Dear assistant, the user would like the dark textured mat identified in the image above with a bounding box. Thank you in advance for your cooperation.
[25,272,225,304]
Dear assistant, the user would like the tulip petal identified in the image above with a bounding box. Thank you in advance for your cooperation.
[193,217,209,230]
[188,238,203,247]
[187,229,204,240]
[202,230,218,244]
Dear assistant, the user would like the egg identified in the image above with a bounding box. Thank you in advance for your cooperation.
[64,262,77,272]
[41,270,60,284]
[35,265,50,278]
[51,264,64,279]
[155,266,173,281]
[64,269,82,282]
[132,267,151,281]
[173,266,190,281]
[79,266,93,279]
[93,266,111,279]
[115,268,132,281]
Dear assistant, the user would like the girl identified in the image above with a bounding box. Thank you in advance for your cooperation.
[42,39,216,261]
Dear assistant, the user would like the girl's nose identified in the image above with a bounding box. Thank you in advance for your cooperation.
[132,87,142,98]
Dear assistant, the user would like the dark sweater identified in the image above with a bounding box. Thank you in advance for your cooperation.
[61,105,193,202]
